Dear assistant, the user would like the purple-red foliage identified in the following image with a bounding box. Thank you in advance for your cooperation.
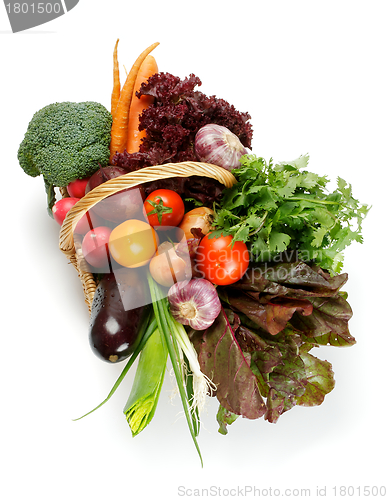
[112,72,253,170]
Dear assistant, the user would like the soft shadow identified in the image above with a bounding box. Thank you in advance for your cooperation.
[0,30,57,34]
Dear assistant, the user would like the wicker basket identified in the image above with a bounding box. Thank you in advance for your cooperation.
[58,161,237,312]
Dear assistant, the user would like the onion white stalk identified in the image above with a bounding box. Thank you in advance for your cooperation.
[147,272,209,465]
[169,316,216,413]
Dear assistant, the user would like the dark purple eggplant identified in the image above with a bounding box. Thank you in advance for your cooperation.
[89,269,150,363]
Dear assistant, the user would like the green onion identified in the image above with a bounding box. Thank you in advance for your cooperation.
[184,352,200,438]
[147,272,204,466]
[168,315,215,413]
[123,327,168,436]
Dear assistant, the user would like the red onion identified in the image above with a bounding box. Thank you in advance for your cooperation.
[85,166,145,223]
[168,278,221,330]
[194,124,248,171]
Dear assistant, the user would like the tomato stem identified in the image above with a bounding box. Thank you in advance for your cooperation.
[146,197,173,225]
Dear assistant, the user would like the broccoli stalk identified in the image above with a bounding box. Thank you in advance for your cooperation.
[18,101,113,215]
[43,178,57,217]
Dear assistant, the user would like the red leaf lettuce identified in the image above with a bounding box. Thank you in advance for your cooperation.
[191,261,353,433]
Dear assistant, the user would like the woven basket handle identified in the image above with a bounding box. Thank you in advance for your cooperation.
[59,161,236,257]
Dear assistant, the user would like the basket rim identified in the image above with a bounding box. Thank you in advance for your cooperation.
[59,161,236,257]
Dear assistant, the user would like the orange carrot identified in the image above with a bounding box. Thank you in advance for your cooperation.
[109,42,160,163]
[126,55,158,154]
[111,39,120,119]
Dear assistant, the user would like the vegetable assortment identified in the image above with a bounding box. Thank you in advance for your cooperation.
[17,41,370,465]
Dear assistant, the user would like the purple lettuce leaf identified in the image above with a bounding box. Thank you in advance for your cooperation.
[234,325,308,423]
[235,324,335,420]
[216,405,239,435]
[225,291,314,336]
[265,388,286,423]
[232,261,348,299]
[191,261,355,430]
[191,308,267,420]
[296,352,335,406]
[113,71,253,170]
[259,335,307,417]
[220,261,354,346]
[290,294,355,346]
[235,325,283,374]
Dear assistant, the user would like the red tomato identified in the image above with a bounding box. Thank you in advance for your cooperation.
[52,197,98,235]
[82,226,112,269]
[144,189,185,230]
[195,234,249,285]
[67,177,90,198]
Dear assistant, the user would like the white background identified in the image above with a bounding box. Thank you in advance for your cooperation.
[1,1,387,499]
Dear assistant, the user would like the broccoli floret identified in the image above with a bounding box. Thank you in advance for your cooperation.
[18,101,112,214]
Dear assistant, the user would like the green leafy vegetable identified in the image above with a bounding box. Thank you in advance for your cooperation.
[296,352,335,407]
[147,273,204,466]
[291,294,355,346]
[191,261,350,433]
[223,261,355,345]
[191,308,267,420]
[211,154,370,273]
[123,327,168,436]
[216,405,239,435]
[248,330,308,421]
[226,293,313,336]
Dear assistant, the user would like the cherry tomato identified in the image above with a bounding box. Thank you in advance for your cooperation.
[144,189,185,230]
[67,177,90,198]
[195,234,249,286]
[52,197,96,234]
[108,219,159,268]
[82,226,112,269]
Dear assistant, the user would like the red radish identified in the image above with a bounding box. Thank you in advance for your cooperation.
[52,197,96,234]
[82,226,112,269]
[52,197,79,225]
[67,177,90,198]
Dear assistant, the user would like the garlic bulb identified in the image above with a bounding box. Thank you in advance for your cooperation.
[167,278,221,330]
[194,124,248,171]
